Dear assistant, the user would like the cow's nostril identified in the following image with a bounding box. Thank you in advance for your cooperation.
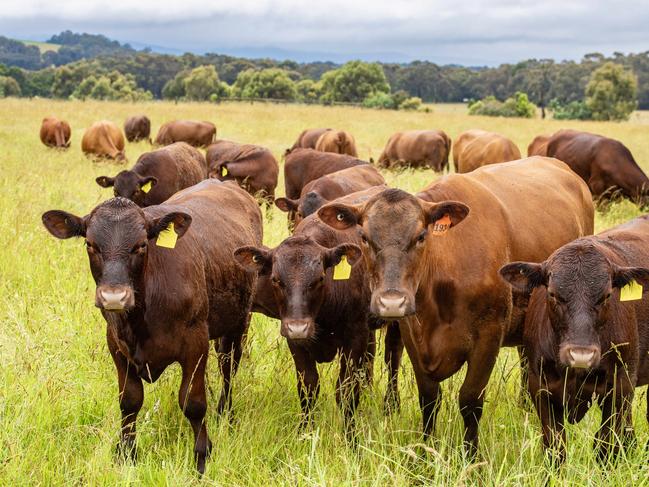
[568,348,596,368]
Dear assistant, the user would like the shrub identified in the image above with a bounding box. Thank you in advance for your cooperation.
[399,96,423,111]
[71,71,152,101]
[585,62,637,121]
[469,92,536,118]
[0,75,22,97]
[183,65,229,101]
[549,99,593,120]
[295,79,321,103]
[233,68,297,100]
[362,92,396,109]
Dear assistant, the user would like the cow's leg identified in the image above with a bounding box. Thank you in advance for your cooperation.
[595,376,635,463]
[362,329,376,387]
[458,330,500,458]
[336,343,365,432]
[289,343,319,427]
[517,346,530,406]
[108,339,143,462]
[215,330,245,415]
[179,341,211,474]
[530,370,566,465]
[384,321,403,414]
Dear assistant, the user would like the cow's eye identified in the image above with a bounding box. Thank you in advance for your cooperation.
[360,233,368,245]
[416,230,428,244]
[131,242,147,254]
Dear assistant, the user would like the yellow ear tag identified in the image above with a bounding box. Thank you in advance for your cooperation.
[156,222,177,249]
[333,255,352,280]
[620,280,643,302]
[141,181,152,193]
[222,166,228,176]
[432,214,451,235]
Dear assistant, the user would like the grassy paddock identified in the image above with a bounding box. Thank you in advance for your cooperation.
[0,98,647,485]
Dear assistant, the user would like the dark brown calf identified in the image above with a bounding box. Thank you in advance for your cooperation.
[42,179,263,473]
[500,215,649,463]
[318,158,594,458]
[206,140,279,205]
[124,115,151,143]
[40,117,71,148]
[276,165,385,226]
[155,120,216,147]
[96,142,207,206]
[546,129,649,203]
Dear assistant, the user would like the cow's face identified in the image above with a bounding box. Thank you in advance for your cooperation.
[42,198,190,312]
[500,243,649,370]
[234,236,360,342]
[96,171,157,207]
[318,189,469,319]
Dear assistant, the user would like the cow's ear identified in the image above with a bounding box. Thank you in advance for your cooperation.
[139,176,157,189]
[147,212,192,240]
[275,197,299,213]
[323,243,362,269]
[500,262,547,293]
[234,246,273,275]
[422,200,470,230]
[612,265,649,289]
[95,176,115,188]
[42,210,87,239]
[318,203,363,231]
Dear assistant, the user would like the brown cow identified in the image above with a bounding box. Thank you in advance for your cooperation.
[95,142,207,207]
[527,134,550,157]
[82,121,125,161]
[42,179,263,473]
[453,129,521,173]
[286,128,332,155]
[206,140,279,204]
[377,130,451,171]
[155,121,216,147]
[500,215,649,463]
[276,165,386,226]
[124,115,151,143]
[40,117,71,148]
[546,129,649,203]
[317,157,594,457]
[283,149,369,226]
[315,130,358,157]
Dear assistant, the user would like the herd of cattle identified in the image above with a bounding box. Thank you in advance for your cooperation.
[38,113,649,473]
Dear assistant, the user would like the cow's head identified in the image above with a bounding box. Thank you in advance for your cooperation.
[96,171,157,207]
[500,242,649,370]
[234,235,360,342]
[42,198,191,312]
[318,188,469,318]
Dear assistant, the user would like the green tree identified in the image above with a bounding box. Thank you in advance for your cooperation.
[0,76,21,97]
[183,65,229,101]
[585,62,637,121]
[319,61,390,103]
[233,68,297,100]
[295,79,321,103]
[162,69,189,99]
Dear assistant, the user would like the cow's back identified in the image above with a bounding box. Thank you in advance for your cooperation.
[457,133,521,173]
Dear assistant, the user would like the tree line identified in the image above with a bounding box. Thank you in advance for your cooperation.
[0,31,647,116]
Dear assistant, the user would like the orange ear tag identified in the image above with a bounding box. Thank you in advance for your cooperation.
[432,214,451,235]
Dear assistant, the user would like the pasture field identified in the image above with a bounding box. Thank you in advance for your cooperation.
[1,97,648,486]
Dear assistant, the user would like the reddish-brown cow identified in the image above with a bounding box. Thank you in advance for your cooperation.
[286,128,332,155]
[546,129,649,203]
[527,134,550,157]
[40,117,71,148]
[155,120,216,147]
[42,179,263,473]
[82,121,125,161]
[500,215,649,464]
[95,142,207,206]
[315,130,358,157]
[124,115,151,143]
[377,130,451,171]
[318,157,594,457]
[453,129,521,173]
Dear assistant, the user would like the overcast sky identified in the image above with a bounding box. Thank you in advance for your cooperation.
[1,0,647,65]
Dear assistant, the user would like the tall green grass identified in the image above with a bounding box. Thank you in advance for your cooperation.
[0,98,647,485]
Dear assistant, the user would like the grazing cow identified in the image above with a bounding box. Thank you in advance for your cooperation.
[546,129,649,203]
[95,142,208,207]
[155,121,216,147]
[40,117,71,148]
[234,186,395,427]
[500,215,649,463]
[286,128,332,155]
[124,115,151,143]
[317,157,594,457]
[42,179,263,474]
[315,130,358,157]
[276,165,386,226]
[206,140,279,204]
[82,121,126,161]
[527,134,550,157]
[377,130,451,171]
[453,129,521,173]
[283,149,368,226]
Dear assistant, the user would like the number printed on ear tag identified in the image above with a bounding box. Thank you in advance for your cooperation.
[333,255,352,280]
[156,222,177,249]
[432,214,451,235]
[620,280,643,301]
[141,181,153,193]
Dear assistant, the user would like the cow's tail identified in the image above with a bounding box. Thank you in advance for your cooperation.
[54,126,64,147]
